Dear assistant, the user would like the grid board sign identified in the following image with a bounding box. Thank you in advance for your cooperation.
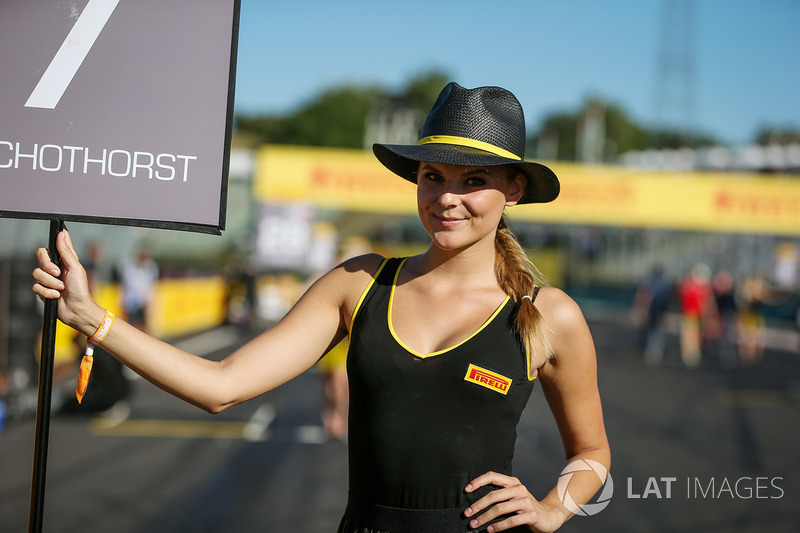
[0,0,240,234]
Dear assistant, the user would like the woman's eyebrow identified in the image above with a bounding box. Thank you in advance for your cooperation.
[463,167,491,176]
[419,163,492,175]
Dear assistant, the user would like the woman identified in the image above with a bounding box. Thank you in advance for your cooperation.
[33,83,609,532]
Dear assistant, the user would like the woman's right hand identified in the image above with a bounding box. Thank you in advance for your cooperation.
[32,229,104,336]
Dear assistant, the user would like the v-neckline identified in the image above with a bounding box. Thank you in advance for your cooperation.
[387,257,511,359]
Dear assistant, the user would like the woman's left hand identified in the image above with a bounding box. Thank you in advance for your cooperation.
[464,471,565,532]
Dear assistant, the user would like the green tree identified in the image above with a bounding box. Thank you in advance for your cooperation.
[401,70,452,110]
[640,128,716,150]
[604,103,646,156]
[235,71,452,148]
[530,97,717,161]
[238,76,728,158]
[754,127,800,145]
[287,85,386,148]
[535,112,579,161]
[235,84,386,148]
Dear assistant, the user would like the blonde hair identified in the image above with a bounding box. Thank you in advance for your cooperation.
[494,215,553,375]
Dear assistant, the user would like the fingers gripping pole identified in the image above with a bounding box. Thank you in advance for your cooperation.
[29,219,63,533]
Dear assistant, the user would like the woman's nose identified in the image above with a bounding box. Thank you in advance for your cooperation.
[435,181,462,207]
[436,189,460,208]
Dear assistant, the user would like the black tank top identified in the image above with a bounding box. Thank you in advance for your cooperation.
[346,257,536,510]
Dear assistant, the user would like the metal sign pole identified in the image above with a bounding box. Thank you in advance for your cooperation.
[28,219,63,533]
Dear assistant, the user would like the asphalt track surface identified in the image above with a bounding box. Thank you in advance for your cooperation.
[1,313,798,533]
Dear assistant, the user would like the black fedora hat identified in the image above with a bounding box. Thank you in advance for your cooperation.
[373,82,559,204]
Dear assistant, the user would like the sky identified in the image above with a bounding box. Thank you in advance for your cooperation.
[233,0,800,147]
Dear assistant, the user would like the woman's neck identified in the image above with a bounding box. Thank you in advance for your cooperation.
[409,236,499,289]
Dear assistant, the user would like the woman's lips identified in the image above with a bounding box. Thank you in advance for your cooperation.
[434,214,465,227]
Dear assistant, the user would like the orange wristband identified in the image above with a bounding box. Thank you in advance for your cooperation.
[87,310,115,349]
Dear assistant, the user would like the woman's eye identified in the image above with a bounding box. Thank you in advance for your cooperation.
[422,172,443,182]
[465,177,486,186]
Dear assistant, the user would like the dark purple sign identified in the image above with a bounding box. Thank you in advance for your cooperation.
[0,0,240,234]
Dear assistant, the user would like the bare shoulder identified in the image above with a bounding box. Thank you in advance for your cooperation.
[330,253,386,287]
[535,286,589,333]
[334,252,386,276]
[535,286,595,367]
[321,253,386,311]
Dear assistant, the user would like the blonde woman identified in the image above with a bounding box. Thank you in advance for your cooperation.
[34,83,609,532]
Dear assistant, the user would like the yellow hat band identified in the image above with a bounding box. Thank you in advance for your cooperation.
[417,135,522,161]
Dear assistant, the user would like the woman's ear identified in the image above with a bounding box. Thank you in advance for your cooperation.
[505,172,526,207]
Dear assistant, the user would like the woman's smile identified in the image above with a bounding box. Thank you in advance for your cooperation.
[432,214,467,228]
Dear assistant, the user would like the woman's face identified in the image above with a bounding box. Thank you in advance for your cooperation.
[416,162,525,252]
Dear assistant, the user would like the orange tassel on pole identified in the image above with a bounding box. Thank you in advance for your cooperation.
[75,351,94,404]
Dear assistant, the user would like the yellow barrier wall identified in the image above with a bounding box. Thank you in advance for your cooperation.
[530,162,800,236]
[254,145,417,213]
[255,145,800,236]
[148,277,228,339]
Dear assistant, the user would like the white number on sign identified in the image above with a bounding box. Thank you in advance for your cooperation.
[25,0,121,109]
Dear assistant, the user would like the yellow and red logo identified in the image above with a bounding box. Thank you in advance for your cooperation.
[464,364,512,395]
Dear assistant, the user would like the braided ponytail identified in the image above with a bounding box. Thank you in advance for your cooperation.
[494,215,553,376]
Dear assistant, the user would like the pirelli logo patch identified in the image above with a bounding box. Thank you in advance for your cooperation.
[464,364,512,395]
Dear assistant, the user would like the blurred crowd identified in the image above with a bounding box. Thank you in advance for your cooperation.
[631,262,797,369]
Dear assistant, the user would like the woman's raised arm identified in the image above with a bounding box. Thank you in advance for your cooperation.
[33,229,380,413]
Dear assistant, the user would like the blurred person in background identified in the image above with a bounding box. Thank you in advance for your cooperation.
[738,274,769,365]
[0,370,8,433]
[33,82,609,533]
[318,236,372,441]
[119,246,158,333]
[318,337,350,441]
[222,260,258,328]
[710,268,738,368]
[678,263,715,368]
[630,265,671,366]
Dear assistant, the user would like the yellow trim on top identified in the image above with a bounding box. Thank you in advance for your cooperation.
[387,257,511,359]
[349,258,390,333]
[525,283,542,381]
[417,135,522,161]
[526,346,535,382]
[525,284,541,381]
